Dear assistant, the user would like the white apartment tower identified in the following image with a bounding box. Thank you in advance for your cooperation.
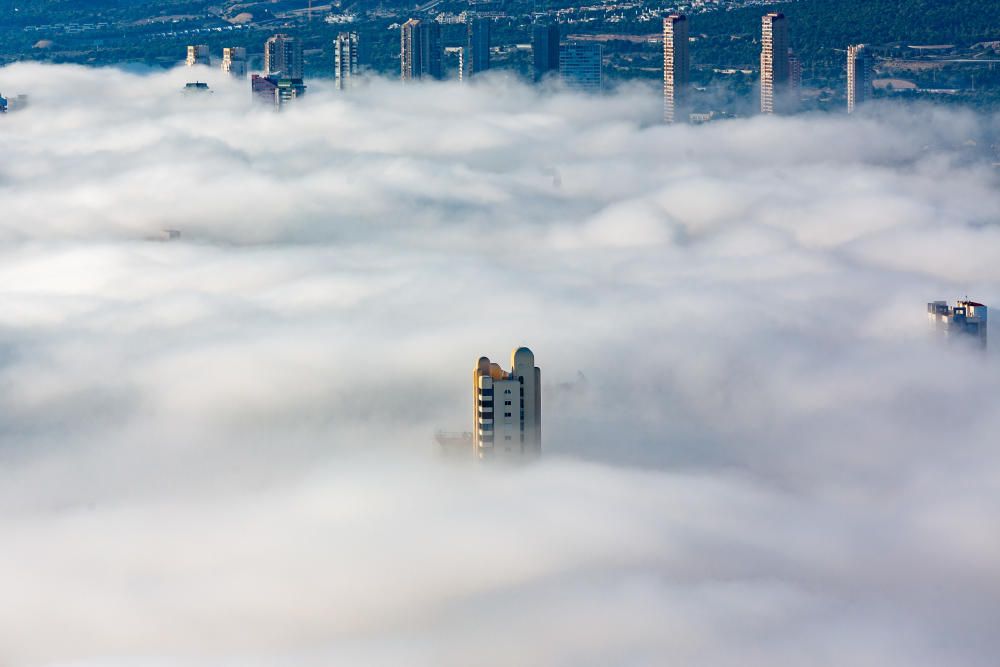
[760,12,790,114]
[663,14,690,124]
[334,32,359,90]
[847,44,873,113]
[221,47,247,78]
[186,44,210,67]
[473,348,541,459]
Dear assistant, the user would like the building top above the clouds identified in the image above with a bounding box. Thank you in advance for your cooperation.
[473,347,541,459]
[928,300,988,348]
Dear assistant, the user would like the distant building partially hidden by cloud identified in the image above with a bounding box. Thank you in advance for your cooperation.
[264,34,303,79]
[847,44,873,113]
[182,81,211,94]
[251,75,306,111]
[222,47,248,78]
[334,32,359,90]
[531,23,560,82]
[663,14,690,124]
[560,42,603,93]
[928,300,988,349]
[401,18,442,82]
[186,44,210,67]
[760,12,792,114]
[474,348,541,460]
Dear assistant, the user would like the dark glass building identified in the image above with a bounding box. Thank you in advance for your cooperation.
[532,23,560,82]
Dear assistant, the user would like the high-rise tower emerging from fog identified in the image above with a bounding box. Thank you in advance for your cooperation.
[334,32,359,90]
[663,14,689,123]
[186,44,210,67]
[265,34,303,79]
[928,300,988,349]
[222,47,247,78]
[532,23,560,82]
[466,17,491,77]
[473,348,541,459]
[401,19,442,81]
[847,44,873,113]
[760,12,791,114]
[560,42,603,92]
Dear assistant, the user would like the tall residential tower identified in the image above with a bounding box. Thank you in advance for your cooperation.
[264,34,303,79]
[466,17,491,77]
[663,14,690,124]
[221,47,247,78]
[847,44,873,113]
[473,348,541,459]
[401,19,442,81]
[760,12,791,114]
[186,44,210,67]
[334,32,359,90]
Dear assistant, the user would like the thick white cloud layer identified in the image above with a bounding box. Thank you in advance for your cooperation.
[2,63,1000,666]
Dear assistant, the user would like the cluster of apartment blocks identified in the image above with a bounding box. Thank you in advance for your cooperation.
[188,11,877,115]
[663,11,875,122]
[399,17,602,91]
[186,19,604,105]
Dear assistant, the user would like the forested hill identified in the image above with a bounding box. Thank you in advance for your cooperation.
[693,0,1000,67]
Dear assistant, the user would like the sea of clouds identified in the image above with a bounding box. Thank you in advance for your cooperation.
[1,62,1000,666]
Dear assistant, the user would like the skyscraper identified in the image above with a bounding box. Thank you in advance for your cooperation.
[221,47,247,78]
[466,17,490,77]
[560,42,603,93]
[334,32,359,90]
[400,19,442,81]
[760,12,790,114]
[847,44,873,113]
[663,14,690,124]
[473,348,541,459]
[532,23,560,82]
[928,300,988,349]
[186,44,210,67]
[264,34,303,79]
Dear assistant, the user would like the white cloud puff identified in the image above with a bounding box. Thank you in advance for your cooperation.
[1,63,999,666]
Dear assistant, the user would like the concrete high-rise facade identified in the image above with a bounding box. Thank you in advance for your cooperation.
[401,19,442,82]
[334,32,359,90]
[186,44,210,67]
[560,42,603,93]
[663,14,690,124]
[221,47,247,78]
[847,44,873,113]
[466,17,491,77]
[928,300,988,349]
[532,23,560,82]
[473,348,541,459]
[264,34,303,79]
[760,12,790,114]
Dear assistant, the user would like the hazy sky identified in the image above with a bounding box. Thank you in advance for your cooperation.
[1,63,1000,666]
